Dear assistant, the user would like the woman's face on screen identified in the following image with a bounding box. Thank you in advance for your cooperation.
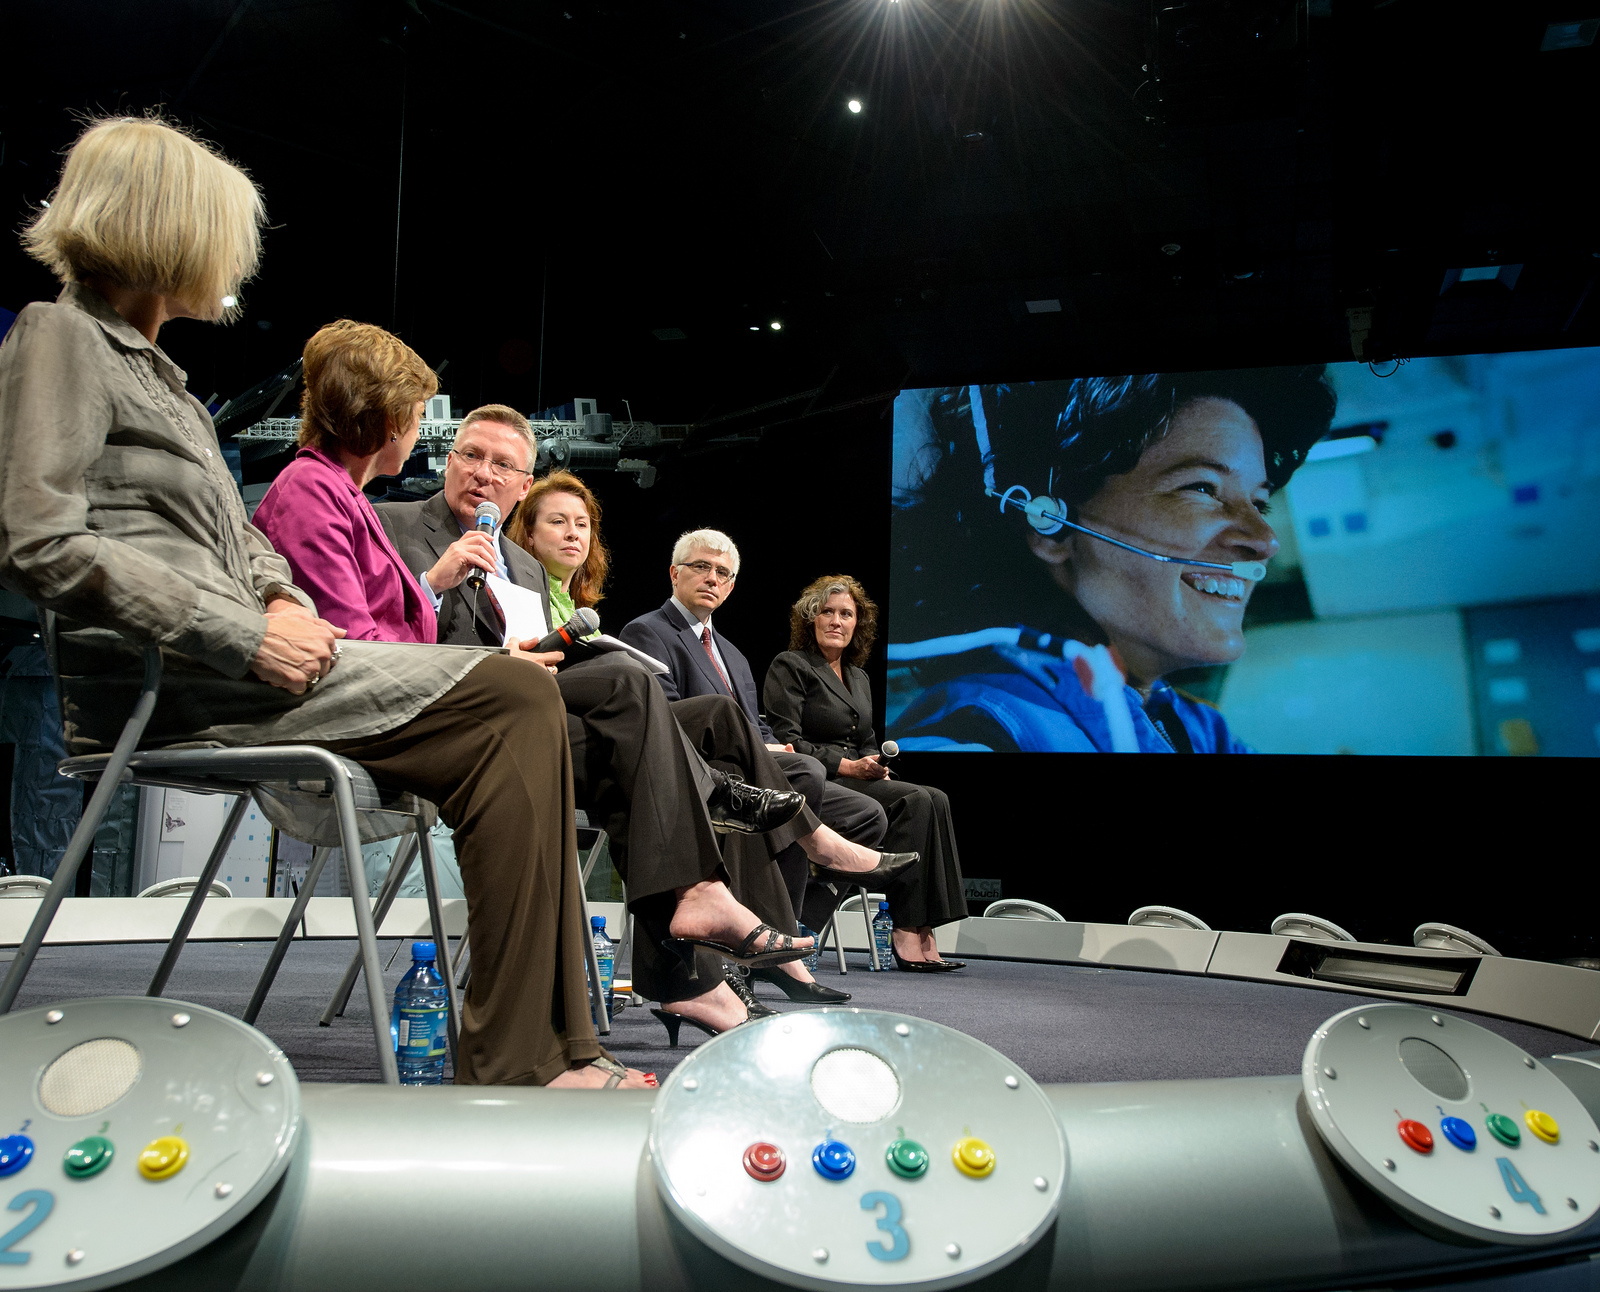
[527,491,592,580]
[1028,397,1279,688]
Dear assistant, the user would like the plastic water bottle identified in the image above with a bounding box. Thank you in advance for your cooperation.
[590,915,615,1025]
[798,923,820,973]
[870,901,894,970]
[391,940,448,1085]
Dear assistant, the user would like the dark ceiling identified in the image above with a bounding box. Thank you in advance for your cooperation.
[1,0,1597,428]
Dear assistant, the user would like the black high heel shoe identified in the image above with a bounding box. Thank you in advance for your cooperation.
[651,1000,766,1047]
[809,851,920,887]
[723,963,780,1018]
[890,945,962,973]
[651,1008,721,1047]
[663,921,815,971]
[749,965,851,1003]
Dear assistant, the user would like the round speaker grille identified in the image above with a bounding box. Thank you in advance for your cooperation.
[810,1046,900,1124]
[39,1036,143,1116]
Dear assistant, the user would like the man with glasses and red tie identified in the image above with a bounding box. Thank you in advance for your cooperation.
[621,530,896,1000]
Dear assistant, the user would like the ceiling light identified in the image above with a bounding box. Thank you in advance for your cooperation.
[848,99,862,114]
[769,321,783,331]
[221,295,237,308]
[750,326,760,332]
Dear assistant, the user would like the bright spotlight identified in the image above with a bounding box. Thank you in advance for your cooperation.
[848,99,862,114]
[221,295,237,308]
[769,320,783,331]
[750,326,760,332]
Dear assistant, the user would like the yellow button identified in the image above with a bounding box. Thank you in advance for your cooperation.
[1526,1110,1560,1144]
[952,1137,995,1178]
[137,1136,189,1181]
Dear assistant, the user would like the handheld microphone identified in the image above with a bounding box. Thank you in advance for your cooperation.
[878,740,900,763]
[465,501,501,593]
[530,607,600,653]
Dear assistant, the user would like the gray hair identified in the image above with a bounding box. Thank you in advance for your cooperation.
[672,528,741,575]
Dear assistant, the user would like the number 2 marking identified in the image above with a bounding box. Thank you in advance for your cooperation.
[0,1190,55,1266]
[861,1190,910,1262]
[1496,1157,1547,1215]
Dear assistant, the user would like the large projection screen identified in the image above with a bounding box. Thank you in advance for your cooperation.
[887,350,1600,756]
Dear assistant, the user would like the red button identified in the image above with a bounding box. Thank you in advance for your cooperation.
[1398,1119,1434,1153]
[743,1142,786,1182]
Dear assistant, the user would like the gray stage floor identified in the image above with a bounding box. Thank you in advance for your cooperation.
[5,939,1587,1086]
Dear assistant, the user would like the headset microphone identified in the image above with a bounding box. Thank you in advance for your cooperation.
[991,487,1268,583]
[967,384,1267,583]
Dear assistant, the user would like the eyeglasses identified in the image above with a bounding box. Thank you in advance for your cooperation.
[450,447,530,480]
[677,560,737,583]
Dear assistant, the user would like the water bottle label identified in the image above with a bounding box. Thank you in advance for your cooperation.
[398,1005,447,1057]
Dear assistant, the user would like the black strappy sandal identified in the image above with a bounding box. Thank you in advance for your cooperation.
[664,922,814,970]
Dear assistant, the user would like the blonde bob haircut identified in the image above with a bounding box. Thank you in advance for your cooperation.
[298,320,438,459]
[22,115,265,323]
[788,574,880,670]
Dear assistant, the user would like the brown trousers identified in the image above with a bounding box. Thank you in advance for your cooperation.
[328,655,599,1085]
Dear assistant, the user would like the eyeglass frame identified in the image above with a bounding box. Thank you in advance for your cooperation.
[449,446,532,480]
[675,559,738,584]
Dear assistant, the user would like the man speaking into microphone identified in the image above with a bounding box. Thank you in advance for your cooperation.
[377,406,891,1029]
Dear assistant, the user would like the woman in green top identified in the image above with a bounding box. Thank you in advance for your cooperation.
[504,468,609,627]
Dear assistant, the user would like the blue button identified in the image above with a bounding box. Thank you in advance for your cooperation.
[1440,1116,1477,1151]
[0,1134,35,1177]
[812,1139,856,1181]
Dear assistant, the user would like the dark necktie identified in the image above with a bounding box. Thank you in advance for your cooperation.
[700,625,733,694]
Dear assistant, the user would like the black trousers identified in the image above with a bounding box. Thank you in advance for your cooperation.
[770,751,887,921]
[827,776,966,930]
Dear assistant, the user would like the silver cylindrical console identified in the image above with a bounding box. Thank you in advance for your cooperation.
[3,1000,1598,1292]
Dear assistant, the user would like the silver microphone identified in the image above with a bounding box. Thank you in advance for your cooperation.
[465,500,501,592]
[878,739,899,764]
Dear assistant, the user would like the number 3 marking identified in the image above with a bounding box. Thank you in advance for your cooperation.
[861,1190,910,1262]
[0,1190,56,1266]
[1496,1158,1547,1215]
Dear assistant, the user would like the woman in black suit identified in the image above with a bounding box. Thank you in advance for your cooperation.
[764,576,966,971]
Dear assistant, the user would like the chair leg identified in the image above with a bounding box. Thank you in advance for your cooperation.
[245,845,334,1025]
[329,772,400,1085]
[0,647,162,1016]
[580,827,608,886]
[860,885,882,971]
[825,910,848,974]
[453,935,471,989]
[578,875,610,1036]
[147,791,252,998]
[416,827,461,1065]
[319,831,419,1026]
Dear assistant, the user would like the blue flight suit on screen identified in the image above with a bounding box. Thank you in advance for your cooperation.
[890,637,1253,754]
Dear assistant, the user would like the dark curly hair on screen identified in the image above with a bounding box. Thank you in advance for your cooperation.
[892,368,1337,640]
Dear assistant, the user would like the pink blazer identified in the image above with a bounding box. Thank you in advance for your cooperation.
[253,447,437,645]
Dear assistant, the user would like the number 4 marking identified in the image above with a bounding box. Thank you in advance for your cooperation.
[0,1190,55,1266]
[861,1191,910,1262]
[1496,1157,1547,1215]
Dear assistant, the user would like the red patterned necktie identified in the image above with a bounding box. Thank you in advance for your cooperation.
[700,625,733,694]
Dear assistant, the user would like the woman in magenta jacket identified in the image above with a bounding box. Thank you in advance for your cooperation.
[252,320,437,643]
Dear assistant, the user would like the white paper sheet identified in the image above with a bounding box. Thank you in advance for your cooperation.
[485,573,550,647]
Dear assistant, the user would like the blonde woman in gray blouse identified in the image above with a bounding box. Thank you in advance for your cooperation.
[0,117,779,1086]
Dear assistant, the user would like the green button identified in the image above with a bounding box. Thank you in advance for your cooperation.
[886,1138,929,1179]
[64,1136,114,1179]
[1486,1113,1521,1147]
